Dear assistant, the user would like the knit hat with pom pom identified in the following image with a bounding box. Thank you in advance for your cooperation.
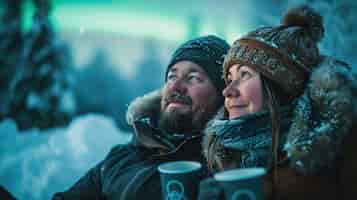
[223,5,324,98]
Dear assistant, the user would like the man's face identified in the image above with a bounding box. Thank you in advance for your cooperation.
[160,61,220,133]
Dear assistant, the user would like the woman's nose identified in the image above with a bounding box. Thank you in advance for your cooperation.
[222,82,240,98]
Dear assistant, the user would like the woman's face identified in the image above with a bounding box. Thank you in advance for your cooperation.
[223,64,264,119]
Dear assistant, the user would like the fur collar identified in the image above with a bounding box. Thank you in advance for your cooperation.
[125,89,204,151]
[126,90,162,127]
[285,57,356,174]
[203,57,357,174]
[125,90,165,149]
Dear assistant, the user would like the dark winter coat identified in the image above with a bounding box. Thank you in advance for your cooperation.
[53,90,206,200]
[202,57,357,199]
[0,186,16,200]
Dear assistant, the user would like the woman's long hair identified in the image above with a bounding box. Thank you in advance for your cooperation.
[261,76,291,198]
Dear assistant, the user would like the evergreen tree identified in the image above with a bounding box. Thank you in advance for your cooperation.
[0,0,23,121]
[0,0,76,130]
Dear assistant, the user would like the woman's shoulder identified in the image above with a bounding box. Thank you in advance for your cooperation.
[284,56,357,175]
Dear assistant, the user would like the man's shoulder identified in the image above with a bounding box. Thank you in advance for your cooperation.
[105,143,136,159]
[104,142,154,161]
[99,143,158,182]
[107,143,132,155]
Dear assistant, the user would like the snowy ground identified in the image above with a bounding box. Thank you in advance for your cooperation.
[0,114,132,200]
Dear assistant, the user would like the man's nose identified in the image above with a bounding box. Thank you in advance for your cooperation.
[169,78,187,94]
[222,82,240,98]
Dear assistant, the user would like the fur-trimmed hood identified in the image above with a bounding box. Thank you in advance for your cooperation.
[125,90,166,149]
[126,90,162,127]
[203,56,357,175]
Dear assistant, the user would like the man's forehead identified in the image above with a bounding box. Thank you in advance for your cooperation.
[168,61,206,74]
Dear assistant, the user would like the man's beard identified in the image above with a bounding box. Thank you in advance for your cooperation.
[159,107,203,134]
[159,92,207,134]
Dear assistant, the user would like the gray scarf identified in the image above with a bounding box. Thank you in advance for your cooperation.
[209,106,292,168]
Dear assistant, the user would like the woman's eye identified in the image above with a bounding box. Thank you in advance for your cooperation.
[240,71,252,80]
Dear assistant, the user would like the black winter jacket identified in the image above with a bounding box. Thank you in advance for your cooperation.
[53,90,207,200]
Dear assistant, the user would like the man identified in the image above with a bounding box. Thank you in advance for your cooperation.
[53,35,229,199]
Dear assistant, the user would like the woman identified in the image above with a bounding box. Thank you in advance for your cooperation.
[200,5,357,200]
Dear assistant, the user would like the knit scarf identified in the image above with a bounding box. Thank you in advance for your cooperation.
[209,106,292,168]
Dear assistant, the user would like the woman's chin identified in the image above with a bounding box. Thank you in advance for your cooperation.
[228,110,248,119]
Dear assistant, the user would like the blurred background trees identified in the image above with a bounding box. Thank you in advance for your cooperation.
[0,0,76,130]
[1,0,356,132]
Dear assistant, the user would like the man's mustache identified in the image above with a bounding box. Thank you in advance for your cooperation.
[164,92,192,106]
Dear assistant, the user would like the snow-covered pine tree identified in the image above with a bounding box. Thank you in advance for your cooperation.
[0,0,76,130]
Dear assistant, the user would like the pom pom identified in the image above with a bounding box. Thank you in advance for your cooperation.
[282,5,324,42]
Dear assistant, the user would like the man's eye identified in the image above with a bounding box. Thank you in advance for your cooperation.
[167,74,177,81]
[188,75,202,82]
